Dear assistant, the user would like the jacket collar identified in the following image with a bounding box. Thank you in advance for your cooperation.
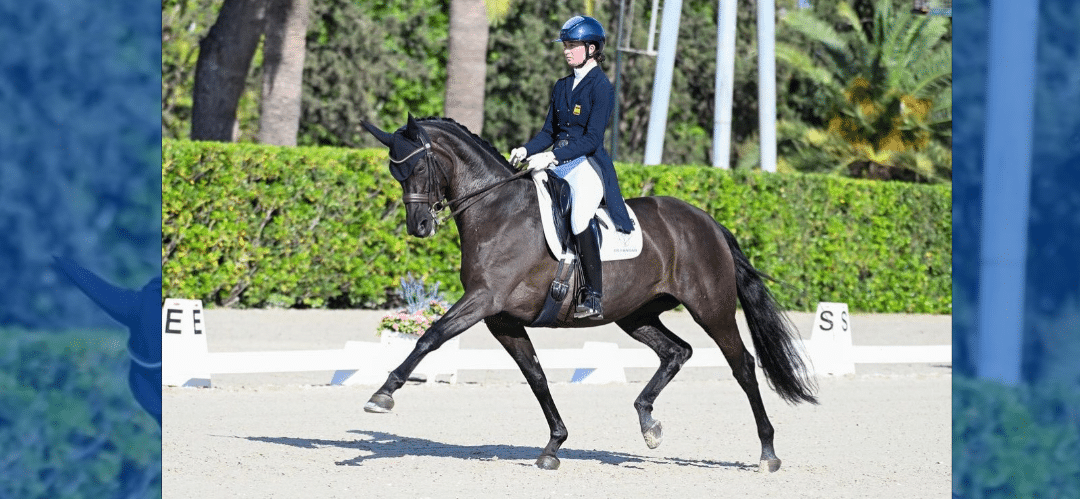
[573,59,598,83]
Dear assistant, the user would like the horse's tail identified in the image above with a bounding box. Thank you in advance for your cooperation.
[719,224,818,405]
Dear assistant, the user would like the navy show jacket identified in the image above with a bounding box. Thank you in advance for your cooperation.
[523,65,633,233]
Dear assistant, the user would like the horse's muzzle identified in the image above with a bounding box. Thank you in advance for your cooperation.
[406,205,436,238]
[412,218,434,237]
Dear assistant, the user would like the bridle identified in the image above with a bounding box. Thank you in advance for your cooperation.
[391,128,531,231]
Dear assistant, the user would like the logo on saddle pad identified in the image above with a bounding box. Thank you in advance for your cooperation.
[531,170,643,262]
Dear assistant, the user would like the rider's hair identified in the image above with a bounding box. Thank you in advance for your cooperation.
[589,43,605,64]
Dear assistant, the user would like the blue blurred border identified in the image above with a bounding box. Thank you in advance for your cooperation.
[954,0,1080,381]
[951,0,986,378]
[0,0,161,496]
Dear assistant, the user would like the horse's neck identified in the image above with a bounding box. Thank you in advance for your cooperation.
[450,168,536,245]
[429,126,539,244]
[442,146,514,201]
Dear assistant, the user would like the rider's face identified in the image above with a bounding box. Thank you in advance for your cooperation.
[563,41,588,67]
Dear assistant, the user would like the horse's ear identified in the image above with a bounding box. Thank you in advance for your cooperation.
[361,121,393,147]
[405,113,421,141]
[53,255,139,327]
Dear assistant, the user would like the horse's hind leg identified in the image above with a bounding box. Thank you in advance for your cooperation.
[698,312,781,472]
[615,312,693,450]
[486,316,568,470]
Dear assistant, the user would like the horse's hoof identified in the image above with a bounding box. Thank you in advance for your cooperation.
[643,420,663,449]
[535,455,561,470]
[759,458,782,473]
[364,393,394,413]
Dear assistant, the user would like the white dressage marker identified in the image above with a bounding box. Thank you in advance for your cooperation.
[165,301,951,385]
[162,298,211,387]
[804,302,855,376]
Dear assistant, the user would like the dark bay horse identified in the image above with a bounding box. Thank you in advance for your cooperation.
[361,115,817,471]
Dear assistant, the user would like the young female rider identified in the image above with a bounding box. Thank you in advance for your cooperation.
[508,15,633,320]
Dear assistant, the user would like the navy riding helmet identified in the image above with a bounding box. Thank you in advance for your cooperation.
[553,15,606,54]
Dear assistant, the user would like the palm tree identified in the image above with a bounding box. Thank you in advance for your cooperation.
[777,0,952,182]
[444,0,490,135]
[258,0,311,146]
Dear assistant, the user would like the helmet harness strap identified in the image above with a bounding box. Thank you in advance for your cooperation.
[574,43,594,69]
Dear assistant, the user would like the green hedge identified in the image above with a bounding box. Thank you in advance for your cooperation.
[953,376,1080,498]
[163,139,950,313]
[0,330,161,498]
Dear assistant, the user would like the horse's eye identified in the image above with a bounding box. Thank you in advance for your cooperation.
[416,164,427,173]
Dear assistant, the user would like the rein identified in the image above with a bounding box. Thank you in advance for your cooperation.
[435,168,532,225]
[395,133,532,229]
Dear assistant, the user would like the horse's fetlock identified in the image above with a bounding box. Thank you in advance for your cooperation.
[759,422,775,443]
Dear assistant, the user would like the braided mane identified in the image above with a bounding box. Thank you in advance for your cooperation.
[417,117,517,173]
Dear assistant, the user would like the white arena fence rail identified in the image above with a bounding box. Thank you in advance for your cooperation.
[162,300,951,387]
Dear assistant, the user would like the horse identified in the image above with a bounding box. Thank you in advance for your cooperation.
[360,115,817,471]
[54,256,162,426]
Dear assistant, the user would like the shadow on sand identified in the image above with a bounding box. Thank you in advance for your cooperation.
[231,430,756,471]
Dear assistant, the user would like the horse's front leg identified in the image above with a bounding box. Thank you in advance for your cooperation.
[486,317,568,470]
[364,291,493,413]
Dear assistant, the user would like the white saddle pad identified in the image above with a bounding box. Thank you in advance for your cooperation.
[531,170,643,262]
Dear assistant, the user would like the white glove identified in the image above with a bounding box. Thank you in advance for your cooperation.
[509,147,528,166]
[526,151,557,171]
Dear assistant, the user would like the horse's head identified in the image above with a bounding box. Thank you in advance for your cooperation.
[362,114,446,238]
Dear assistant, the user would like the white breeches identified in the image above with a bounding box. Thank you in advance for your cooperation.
[558,159,604,234]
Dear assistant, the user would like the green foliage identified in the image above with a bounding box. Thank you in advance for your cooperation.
[161,0,951,184]
[617,160,951,312]
[163,139,464,308]
[162,0,450,145]
[954,376,1080,498]
[164,139,949,313]
[0,330,161,498]
[300,0,449,148]
[777,0,952,182]
[162,0,220,140]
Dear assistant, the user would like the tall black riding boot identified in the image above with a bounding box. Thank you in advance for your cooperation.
[574,218,603,319]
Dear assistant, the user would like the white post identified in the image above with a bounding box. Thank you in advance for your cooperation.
[712,0,737,168]
[976,0,1040,386]
[643,0,684,165]
[161,299,212,387]
[757,0,777,172]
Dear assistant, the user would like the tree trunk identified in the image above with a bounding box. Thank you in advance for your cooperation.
[191,0,270,141]
[444,0,488,135]
[258,0,310,146]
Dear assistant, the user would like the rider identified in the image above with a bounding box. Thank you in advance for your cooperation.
[509,15,633,320]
